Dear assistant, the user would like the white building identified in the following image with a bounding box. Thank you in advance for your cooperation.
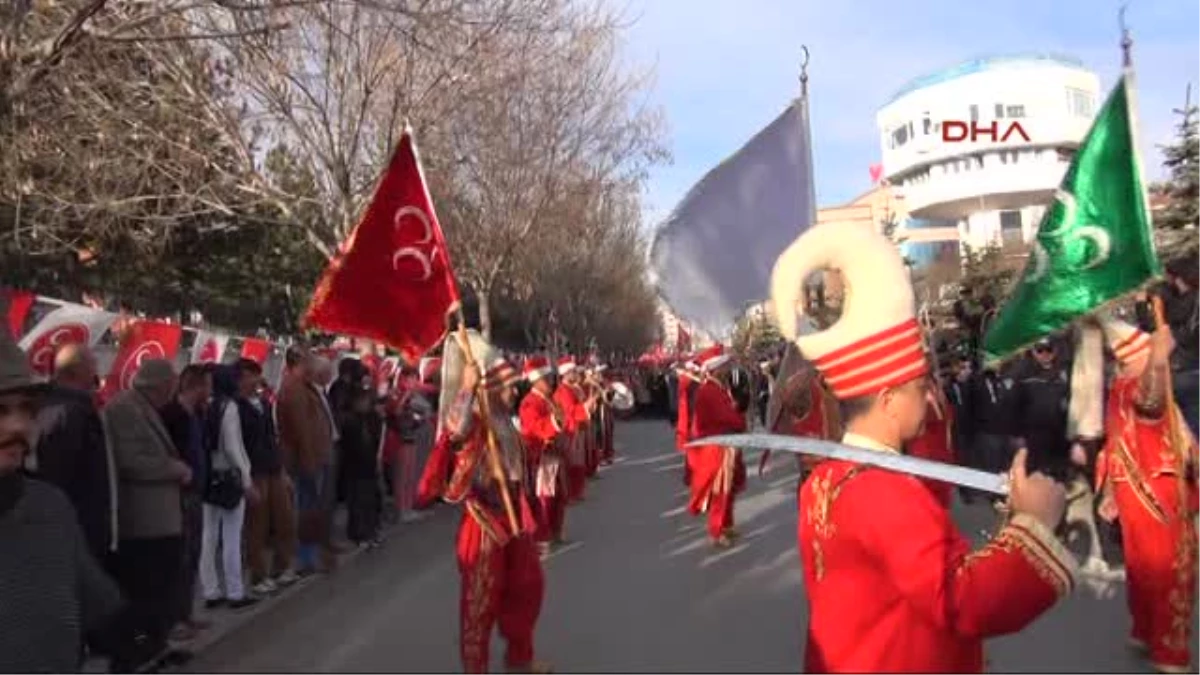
[876,54,1101,250]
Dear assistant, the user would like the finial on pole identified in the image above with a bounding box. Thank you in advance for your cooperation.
[799,46,810,98]
[1119,4,1133,68]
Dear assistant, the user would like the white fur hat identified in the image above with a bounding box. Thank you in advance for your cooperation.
[1100,317,1151,365]
[770,223,927,399]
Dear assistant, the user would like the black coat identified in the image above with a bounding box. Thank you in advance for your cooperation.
[32,385,112,560]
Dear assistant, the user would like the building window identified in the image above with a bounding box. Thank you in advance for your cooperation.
[999,152,1009,165]
[1000,210,1023,244]
[1006,104,1026,118]
[973,154,984,169]
[969,104,979,122]
[1066,88,1094,118]
[995,103,1005,118]
[892,124,909,147]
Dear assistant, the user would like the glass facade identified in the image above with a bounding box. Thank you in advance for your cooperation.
[901,240,960,269]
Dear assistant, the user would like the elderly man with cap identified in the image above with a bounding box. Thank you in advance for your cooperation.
[102,357,194,671]
[0,319,123,673]
[772,223,1075,673]
[1094,315,1197,674]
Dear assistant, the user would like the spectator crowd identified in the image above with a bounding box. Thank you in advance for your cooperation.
[1,330,439,674]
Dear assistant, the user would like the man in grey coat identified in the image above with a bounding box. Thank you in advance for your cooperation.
[103,359,193,671]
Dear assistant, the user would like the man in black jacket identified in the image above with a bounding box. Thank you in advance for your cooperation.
[1008,339,1072,483]
[33,344,115,563]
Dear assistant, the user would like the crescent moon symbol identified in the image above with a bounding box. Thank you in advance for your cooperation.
[1042,189,1077,237]
[394,206,432,244]
[392,247,433,281]
[1026,243,1050,283]
[1076,225,1112,270]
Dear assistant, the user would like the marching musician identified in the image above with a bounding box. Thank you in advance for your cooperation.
[554,357,595,503]
[1095,316,1197,674]
[686,344,747,549]
[674,357,700,486]
[518,356,570,553]
[415,334,548,674]
[771,223,1076,673]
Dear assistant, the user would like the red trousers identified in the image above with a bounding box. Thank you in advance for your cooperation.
[601,415,615,463]
[567,465,587,502]
[1114,476,1197,669]
[687,446,745,540]
[457,515,545,673]
[537,495,566,543]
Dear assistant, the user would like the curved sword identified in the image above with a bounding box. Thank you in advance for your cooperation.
[689,433,1010,496]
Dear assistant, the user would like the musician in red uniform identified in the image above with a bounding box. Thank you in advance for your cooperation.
[675,358,700,486]
[518,356,569,552]
[416,335,548,674]
[592,364,617,466]
[771,223,1076,673]
[1096,318,1197,674]
[554,357,594,502]
[686,344,747,549]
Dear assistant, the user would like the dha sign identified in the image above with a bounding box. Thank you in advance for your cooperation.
[941,120,1031,144]
[28,324,89,375]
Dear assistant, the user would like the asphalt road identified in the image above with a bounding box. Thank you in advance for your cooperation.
[187,418,1196,673]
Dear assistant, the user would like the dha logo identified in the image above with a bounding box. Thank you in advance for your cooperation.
[941,120,1030,143]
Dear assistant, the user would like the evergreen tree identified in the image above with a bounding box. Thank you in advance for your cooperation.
[1156,89,1198,231]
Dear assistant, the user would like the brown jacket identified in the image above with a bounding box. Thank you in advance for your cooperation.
[103,388,183,539]
[277,374,334,475]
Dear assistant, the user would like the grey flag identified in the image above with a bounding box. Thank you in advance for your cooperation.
[650,98,816,337]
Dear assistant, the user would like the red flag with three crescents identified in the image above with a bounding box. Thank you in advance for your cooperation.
[303,128,460,364]
[99,320,183,401]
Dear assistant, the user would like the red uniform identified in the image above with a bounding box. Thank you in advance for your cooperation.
[418,390,543,673]
[799,433,1077,673]
[1097,375,1198,671]
[907,390,957,508]
[519,389,568,543]
[687,376,747,540]
[676,372,698,485]
[554,383,590,502]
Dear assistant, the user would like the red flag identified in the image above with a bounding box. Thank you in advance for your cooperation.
[20,304,119,377]
[100,320,183,400]
[303,128,460,363]
[3,289,35,339]
[240,338,271,365]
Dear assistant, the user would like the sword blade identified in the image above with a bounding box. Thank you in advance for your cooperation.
[690,433,1009,496]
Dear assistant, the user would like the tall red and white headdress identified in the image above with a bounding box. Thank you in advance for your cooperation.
[771,223,928,399]
[523,355,553,382]
[695,344,731,373]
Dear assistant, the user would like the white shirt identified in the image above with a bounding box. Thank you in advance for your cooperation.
[842,432,900,455]
[217,402,254,490]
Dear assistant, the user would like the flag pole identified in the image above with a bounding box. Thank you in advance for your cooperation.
[405,121,519,535]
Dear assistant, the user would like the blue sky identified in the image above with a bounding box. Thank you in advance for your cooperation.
[621,0,1200,228]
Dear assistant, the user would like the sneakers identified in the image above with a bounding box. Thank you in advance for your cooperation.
[275,569,300,587]
[251,579,278,596]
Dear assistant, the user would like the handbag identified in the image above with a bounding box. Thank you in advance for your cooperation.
[205,467,244,509]
[202,399,244,509]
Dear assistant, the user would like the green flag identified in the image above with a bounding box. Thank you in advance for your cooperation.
[983,72,1161,359]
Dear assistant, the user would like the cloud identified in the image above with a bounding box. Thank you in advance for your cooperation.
[626,0,1200,225]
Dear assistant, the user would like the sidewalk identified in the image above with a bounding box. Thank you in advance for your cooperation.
[84,505,444,674]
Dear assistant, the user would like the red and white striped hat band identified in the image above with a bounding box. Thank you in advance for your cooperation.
[485,359,519,390]
[523,356,553,382]
[812,318,929,400]
[557,357,577,375]
[1111,328,1151,364]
